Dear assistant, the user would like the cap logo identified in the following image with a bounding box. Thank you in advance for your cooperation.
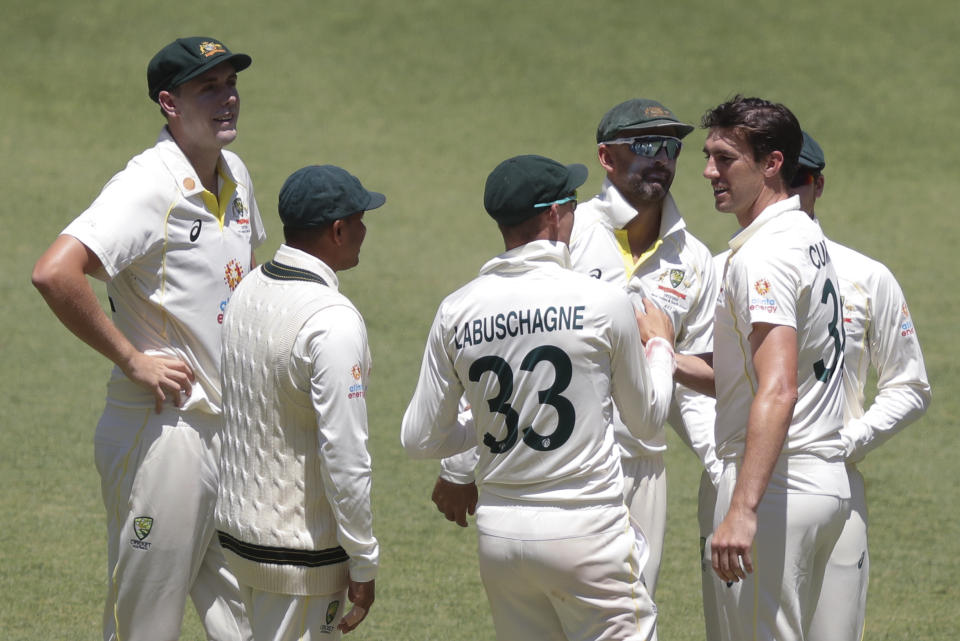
[645,106,670,118]
[199,41,226,58]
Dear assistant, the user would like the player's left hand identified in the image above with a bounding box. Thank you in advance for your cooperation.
[431,476,477,527]
[635,298,675,346]
[710,504,756,583]
[338,578,375,634]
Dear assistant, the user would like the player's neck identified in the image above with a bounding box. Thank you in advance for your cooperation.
[624,201,663,259]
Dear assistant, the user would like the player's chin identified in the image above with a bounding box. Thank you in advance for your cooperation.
[216,128,239,146]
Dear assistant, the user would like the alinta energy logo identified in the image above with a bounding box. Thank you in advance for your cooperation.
[224,259,244,291]
[348,363,365,400]
[130,516,153,551]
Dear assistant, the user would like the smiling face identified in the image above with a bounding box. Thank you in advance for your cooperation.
[702,127,769,222]
[600,127,680,208]
[161,61,240,153]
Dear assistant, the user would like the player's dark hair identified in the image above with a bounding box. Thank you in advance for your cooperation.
[701,95,802,184]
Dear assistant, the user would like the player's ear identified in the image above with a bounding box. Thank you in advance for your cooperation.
[331,219,345,245]
[762,150,784,179]
[157,91,178,118]
[815,174,825,199]
[597,144,616,173]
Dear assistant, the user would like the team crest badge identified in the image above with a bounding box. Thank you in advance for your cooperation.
[199,41,226,58]
[754,279,771,296]
[233,196,246,216]
[669,269,685,288]
[326,600,340,625]
[133,517,153,541]
[644,106,670,118]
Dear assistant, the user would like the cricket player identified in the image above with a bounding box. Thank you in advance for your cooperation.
[430,99,722,606]
[401,154,677,641]
[699,96,851,641]
[32,37,262,641]
[216,165,382,640]
[791,132,931,641]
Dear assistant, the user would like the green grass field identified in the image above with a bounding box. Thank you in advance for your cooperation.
[2,1,957,639]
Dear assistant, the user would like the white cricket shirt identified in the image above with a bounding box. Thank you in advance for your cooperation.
[571,180,720,474]
[827,238,931,462]
[401,240,675,538]
[714,197,847,474]
[62,127,265,413]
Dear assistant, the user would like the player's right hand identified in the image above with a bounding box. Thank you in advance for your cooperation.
[431,476,478,527]
[710,504,756,583]
[121,352,195,413]
[338,579,375,634]
[635,298,675,346]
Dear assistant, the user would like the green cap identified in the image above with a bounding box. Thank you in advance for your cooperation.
[798,131,826,172]
[483,155,588,226]
[596,98,694,143]
[278,165,386,229]
[147,37,251,102]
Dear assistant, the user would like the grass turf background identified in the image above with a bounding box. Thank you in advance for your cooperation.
[2,1,957,639]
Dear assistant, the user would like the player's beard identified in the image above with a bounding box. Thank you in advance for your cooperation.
[626,169,674,203]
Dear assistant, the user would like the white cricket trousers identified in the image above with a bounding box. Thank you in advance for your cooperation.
[620,453,666,598]
[94,404,250,641]
[712,460,850,641]
[477,515,657,641]
[239,587,348,641]
[697,470,721,641]
[808,464,869,641]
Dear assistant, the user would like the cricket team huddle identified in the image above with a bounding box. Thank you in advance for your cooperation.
[32,35,931,641]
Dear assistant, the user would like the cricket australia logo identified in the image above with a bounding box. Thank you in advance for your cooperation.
[669,268,685,289]
[326,600,340,625]
[130,516,154,551]
[199,41,226,58]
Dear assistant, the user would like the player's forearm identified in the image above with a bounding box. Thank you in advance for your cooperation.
[440,443,479,484]
[731,392,793,512]
[401,392,473,459]
[674,352,715,397]
[845,383,931,461]
[33,260,138,370]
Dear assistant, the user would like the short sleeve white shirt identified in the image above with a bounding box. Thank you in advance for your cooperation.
[570,180,719,472]
[62,127,265,413]
[714,197,846,464]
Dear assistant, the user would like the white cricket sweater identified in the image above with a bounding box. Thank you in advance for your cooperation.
[216,246,378,595]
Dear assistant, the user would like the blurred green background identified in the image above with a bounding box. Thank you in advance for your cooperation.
[2,1,956,638]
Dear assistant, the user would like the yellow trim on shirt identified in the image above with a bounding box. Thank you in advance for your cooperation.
[199,165,237,231]
[614,228,664,282]
[159,200,178,338]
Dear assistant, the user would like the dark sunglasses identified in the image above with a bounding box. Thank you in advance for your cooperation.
[602,135,683,160]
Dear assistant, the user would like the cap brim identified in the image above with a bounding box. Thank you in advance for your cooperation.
[604,119,695,141]
[365,191,386,211]
[175,53,252,90]
[564,164,589,193]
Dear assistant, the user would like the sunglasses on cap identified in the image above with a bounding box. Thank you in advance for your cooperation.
[534,191,578,208]
[790,170,819,188]
[601,135,682,160]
